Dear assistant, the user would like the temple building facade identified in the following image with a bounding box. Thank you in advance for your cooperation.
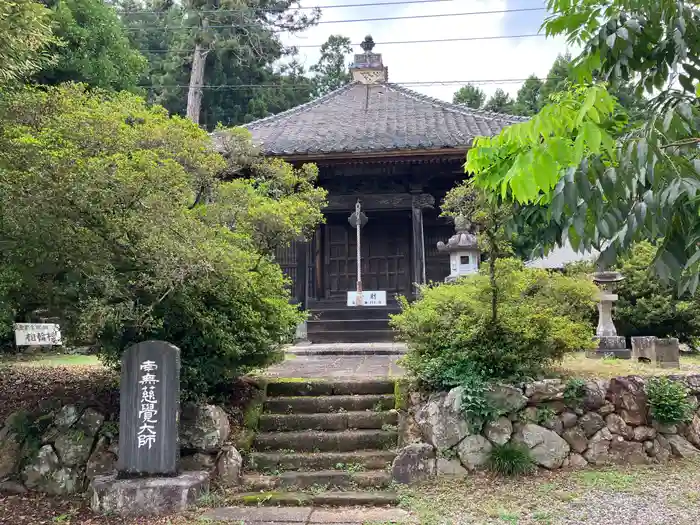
[241,36,522,343]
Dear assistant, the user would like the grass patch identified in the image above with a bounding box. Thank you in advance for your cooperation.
[574,470,639,491]
[4,354,101,367]
[554,352,700,378]
[488,442,536,476]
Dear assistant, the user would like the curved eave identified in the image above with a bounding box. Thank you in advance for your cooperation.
[263,145,471,164]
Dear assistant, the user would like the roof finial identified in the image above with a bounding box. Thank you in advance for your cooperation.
[360,35,375,52]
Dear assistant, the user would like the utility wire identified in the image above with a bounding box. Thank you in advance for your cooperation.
[141,77,562,89]
[138,33,545,52]
[120,0,538,14]
[125,7,547,30]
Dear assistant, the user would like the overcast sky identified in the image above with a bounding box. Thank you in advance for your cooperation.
[280,0,574,102]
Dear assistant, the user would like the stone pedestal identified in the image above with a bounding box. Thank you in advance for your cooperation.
[586,336,631,359]
[631,336,656,361]
[654,338,680,369]
[89,471,209,516]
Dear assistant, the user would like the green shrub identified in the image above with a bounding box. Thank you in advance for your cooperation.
[98,259,300,400]
[392,259,597,389]
[459,372,502,433]
[563,378,586,407]
[646,377,694,424]
[488,442,536,476]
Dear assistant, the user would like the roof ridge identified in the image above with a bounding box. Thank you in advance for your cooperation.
[384,83,528,124]
[243,82,358,129]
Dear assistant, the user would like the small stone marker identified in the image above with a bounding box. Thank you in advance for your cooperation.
[90,340,209,516]
[654,338,680,369]
[631,336,656,362]
[117,340,180,477]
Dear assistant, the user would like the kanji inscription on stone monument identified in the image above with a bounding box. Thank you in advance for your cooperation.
[117,340,180,477]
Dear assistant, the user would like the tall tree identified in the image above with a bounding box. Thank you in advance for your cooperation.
[120,0,318,126]
[484,88,514,113]
[539,53,573,106]
[310,34,352,97]
[180,0,318,124]
[35,0,146,91]
[0,0,54,85]
[512,74,543,115]
[453,83,486,109]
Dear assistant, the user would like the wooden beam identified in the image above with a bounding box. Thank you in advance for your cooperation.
[325,193,435,212]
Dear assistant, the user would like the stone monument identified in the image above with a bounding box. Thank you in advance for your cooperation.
[89,341,209,516]
[587,270,631,359]
[437,216,481,282]
[653,337,681,368]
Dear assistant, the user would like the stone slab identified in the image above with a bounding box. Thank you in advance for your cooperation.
[201,506,413,524]
[202,507,312,522]
[89,471,208,516]
[586,349,632,359]
[264,355,404,379]
[309,508,414,523]
[286,342,407,356]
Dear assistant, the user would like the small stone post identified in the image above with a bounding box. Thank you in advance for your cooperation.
[89,341,209,516]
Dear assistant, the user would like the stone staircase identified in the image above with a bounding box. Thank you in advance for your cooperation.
[234,379,400,506]
[306,300,401,344]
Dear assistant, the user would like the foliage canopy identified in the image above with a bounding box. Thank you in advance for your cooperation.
[0,84,326,397]
[464,0,700,292]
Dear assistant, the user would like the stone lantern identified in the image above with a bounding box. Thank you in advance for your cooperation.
[588,269,630,358]
[437,216,480,282]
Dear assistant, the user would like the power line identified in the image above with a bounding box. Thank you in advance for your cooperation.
[138,33,545,52]
[141,77,561,89]
[120,0,486,14]
[125,7,547,30]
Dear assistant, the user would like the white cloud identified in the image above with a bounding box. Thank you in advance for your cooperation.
[280,0,573,102]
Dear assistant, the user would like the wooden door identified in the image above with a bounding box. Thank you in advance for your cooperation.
[324,214,410,298]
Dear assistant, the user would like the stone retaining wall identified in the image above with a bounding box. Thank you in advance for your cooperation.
[393,375,700,480]
[0,403,242,495]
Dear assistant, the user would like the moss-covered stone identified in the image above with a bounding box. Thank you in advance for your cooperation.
[243,388,266,431]
[394,379,411,411]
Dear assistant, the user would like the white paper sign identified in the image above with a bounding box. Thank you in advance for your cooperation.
[347,291,387,306]
[14,323,62,346]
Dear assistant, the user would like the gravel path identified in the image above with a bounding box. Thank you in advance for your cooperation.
[399,460,700,525]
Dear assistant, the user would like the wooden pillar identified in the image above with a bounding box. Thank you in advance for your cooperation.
[411,202,426,291]
[295,240,308,309]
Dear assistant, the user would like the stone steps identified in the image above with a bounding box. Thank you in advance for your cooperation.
[307,319,390,333]
[267,379,395,397]
[307,329,395,344]
[242,469,392,491]
[264,394,395,414]
[247,450,396,472]
[258,410,397,432]
[253,429,398,452]
[231,491,401,507]
[243,379,400,507]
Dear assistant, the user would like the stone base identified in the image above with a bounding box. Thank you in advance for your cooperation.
[89,471,209,516]
[587,336,630,359]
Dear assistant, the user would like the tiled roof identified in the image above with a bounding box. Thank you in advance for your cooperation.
[234,82,526,156]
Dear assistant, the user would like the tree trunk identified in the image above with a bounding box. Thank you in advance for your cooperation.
[186,42,206,124]
[487,231,498,324]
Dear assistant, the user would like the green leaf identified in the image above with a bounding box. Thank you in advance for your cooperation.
[582,121,602,153]
[679,74,695,93]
